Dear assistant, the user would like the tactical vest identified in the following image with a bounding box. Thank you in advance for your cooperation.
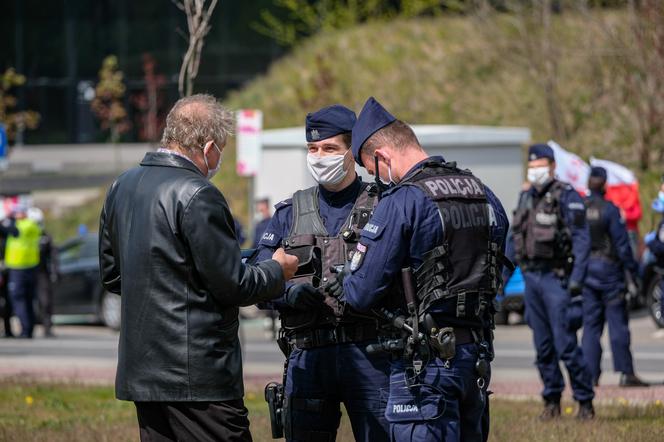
[4,218,42,270]
[404,162,499,329]
[585,196,618,262]
[512,180,573,274]
[281,182,379,330]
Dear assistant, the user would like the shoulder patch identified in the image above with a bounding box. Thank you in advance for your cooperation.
[258,230,280,247]
[361,220,386,240]
[567,202,585,211]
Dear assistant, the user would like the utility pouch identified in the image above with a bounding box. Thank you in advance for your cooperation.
[284,236,322,286]
[265,382,285,439]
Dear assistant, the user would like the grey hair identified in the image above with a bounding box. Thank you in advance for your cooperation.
[160,94,234,154]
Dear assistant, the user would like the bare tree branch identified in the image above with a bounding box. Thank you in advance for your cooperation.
[175,0,218,97]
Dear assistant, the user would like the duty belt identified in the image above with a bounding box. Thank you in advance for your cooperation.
[288,323,380,349]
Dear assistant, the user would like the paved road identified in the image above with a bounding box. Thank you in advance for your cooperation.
[1,311,663,400]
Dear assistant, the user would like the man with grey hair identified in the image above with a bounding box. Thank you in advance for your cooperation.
[100,94,298,441]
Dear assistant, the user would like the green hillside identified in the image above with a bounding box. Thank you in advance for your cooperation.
[49,10,664,241]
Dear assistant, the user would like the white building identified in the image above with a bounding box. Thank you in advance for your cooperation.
[256,125,531,214]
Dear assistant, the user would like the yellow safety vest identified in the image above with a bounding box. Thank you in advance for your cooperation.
[4,218,42,269]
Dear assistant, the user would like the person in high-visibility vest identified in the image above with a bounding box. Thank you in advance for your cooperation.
[4,204,42,338]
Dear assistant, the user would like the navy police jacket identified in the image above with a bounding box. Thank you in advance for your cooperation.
[341,156,508,312]
[584,192,638,291]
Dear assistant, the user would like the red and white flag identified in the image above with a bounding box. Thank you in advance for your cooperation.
[589,157,642,231]
[547,140,590,195]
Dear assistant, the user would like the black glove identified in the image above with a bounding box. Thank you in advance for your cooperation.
[325,265,349,299]
[284,284,325,311]
[565,294,584,331]
[568,280,583,296]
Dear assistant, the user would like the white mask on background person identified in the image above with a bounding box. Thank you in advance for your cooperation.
[204,142,222,180]
[306,150,349,185]
[527,166,551,186]
[658,191,664,203]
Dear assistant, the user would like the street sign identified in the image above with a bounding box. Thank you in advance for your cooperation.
[0,124,7,171]
[236,109,263,177]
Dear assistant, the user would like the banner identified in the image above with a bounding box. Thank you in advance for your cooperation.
[236,109,263,177]
[589,157,642,231]
[547,140,590,195]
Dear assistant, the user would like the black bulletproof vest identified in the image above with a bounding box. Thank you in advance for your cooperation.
[512,180,573,273]
[406,162,498,328]
[281,182,379,330]
[585,196,617,261]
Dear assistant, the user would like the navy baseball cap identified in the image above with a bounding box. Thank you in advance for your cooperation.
[589,166,607,180]
[351,97,396,166]
[305,105,356,143]
[527,143,555,162]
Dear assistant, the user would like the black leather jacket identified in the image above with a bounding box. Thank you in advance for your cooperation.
[99,152,285,401]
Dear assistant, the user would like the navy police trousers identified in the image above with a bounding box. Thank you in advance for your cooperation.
[523,270,594,402]
[581,285,635,383]
[386,343,488,442]
[7,268,37,338]
[284,341,390,442]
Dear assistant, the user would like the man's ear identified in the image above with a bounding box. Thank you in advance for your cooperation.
[375,147,391,164]
[203,140,215,155]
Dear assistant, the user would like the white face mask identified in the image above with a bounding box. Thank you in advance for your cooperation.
[204,143,222,180]
[527,166,551,186]
[306,150,350,186]
[374,155,396,186]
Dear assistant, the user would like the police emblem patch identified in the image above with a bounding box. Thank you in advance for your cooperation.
[350,243,367,272]
[310,129,320,141]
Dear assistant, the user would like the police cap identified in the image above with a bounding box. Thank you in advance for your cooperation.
[305,105,356,143]
[528,143,555,162]
[351,97,396,167]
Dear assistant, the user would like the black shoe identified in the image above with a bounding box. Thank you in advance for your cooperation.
[577,401,595,420]
[619,373,649,387]
[539,400,561,420]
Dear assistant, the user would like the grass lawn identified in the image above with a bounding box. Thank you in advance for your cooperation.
[0,381,663,441]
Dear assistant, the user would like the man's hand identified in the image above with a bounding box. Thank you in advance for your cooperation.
[285,284,325,310]
[325,265,349,299]
[272,248,299,281]
[568,280,583,296]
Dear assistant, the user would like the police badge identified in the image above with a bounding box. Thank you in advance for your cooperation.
[350,243,367,272]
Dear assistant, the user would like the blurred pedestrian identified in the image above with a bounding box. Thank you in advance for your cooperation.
[251,198,271,249]
[0,218,16,337]
[29,208,58,338]
[99,94,298,442]
[581,167,648,387]
[4,204,42,339]
[234,217,246,246]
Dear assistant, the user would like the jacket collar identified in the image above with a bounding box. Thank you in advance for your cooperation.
[140,151,204,176]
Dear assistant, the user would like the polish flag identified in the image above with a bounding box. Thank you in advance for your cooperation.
[589,157,642,232]
[547,140,590,195]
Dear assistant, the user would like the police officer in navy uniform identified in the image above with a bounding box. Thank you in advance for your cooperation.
[582,166,649,388]
[509,144,595,420]
[329,97,508,441]
[255,105,390,441]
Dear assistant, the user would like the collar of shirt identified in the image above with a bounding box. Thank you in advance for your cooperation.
[319,176,362,206]
[157,147,198,167]
[400,155,447,182]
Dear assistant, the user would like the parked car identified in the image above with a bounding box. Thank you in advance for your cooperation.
[494,266,525,325]
[53,239,263,330]
[53,233,121,330]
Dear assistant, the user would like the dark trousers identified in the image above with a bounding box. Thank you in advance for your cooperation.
[523,270,594,403]
[1,271,13,336]
[37,271,53,332]
[386,343,489,442]
[134,400,251,442]
[8,268,37,338]
[284,342,390,442]
[581,285,635,383]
